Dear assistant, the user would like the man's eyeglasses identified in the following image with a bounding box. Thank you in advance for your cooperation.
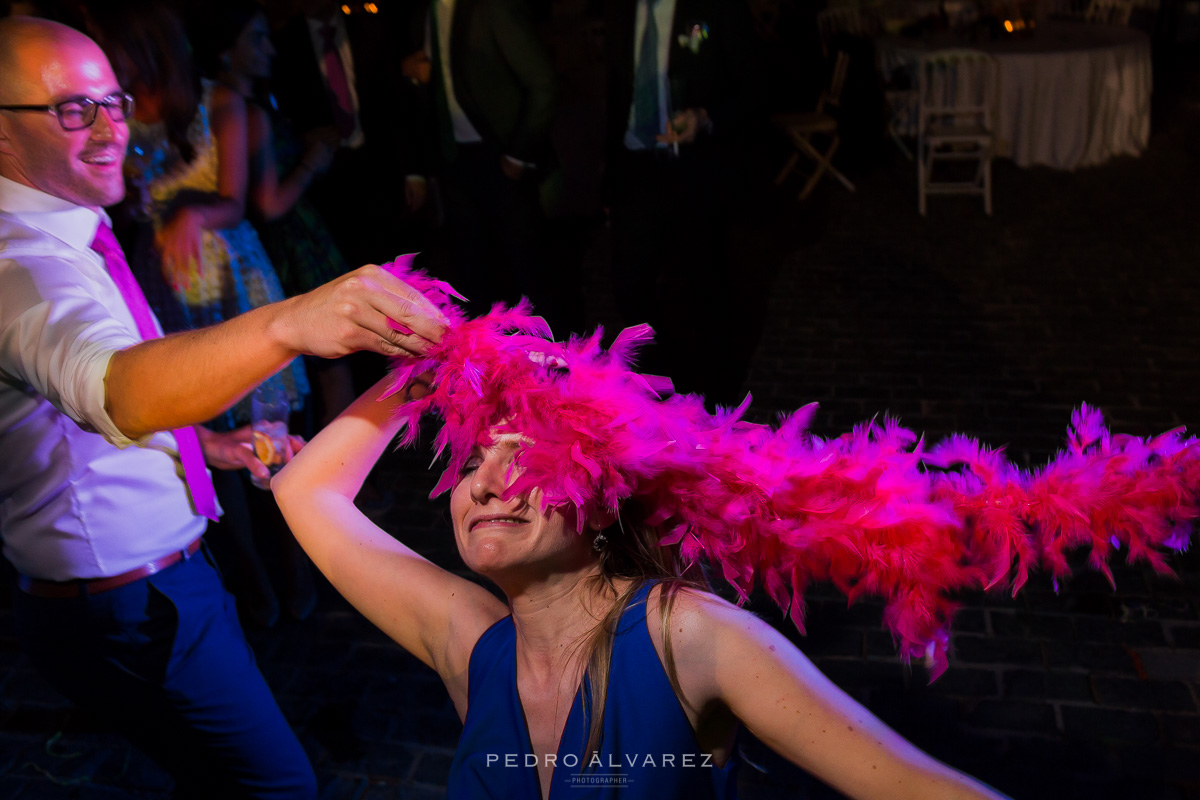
[0,93,134,131]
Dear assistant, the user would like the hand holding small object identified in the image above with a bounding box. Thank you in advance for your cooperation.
[657,108,711,147]
[197,424,305,486]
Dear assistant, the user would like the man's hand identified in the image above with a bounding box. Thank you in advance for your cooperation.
[401,50,432,85]
[104,268,447,441]
[271,264,448,359]
[657,108,711,146]
[156,207,203,280]
[404,176,428,212]
[196,425,306,484]
[499,156,526,181]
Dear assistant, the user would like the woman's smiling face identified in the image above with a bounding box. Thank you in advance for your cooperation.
[449,432,594,582]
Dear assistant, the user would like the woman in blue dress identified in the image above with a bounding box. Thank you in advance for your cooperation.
[272,273,1014,800]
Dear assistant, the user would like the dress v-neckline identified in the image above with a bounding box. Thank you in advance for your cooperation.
[513,648,586,800]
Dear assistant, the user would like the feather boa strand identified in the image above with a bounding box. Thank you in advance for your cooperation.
[382,257,1199,679]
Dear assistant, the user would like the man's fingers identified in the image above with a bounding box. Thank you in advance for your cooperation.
[367,264,450,323]
[244,452,271,481]
[370,289,447,346]
[230,441,270,478]
[229,425,255,443]
[291,264,452,358]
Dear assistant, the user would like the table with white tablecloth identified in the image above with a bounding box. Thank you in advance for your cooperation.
[877,23,1152,170]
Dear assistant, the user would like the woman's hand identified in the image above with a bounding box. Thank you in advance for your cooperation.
[156,206,203,278]
[300,135,335,176]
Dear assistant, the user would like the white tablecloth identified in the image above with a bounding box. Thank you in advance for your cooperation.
[878,23,1152,170]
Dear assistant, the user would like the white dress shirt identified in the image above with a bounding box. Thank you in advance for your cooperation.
[427,0,484,145]
[624,0,677,150]
[307,14,366,148]
[0,176,207,581]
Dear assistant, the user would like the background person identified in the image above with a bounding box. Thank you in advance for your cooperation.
[408,0,560,325]
[604,0,765,404]
[271,0,427,268]
[195,0,356,430]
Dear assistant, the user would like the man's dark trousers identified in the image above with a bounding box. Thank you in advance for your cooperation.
[12,546,316,799]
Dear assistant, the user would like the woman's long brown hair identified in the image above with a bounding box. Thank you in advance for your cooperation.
[573,508,708,765]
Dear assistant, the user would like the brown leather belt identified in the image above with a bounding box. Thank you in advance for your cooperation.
[17,537,204,598]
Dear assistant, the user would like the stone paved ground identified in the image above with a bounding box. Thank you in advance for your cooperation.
[3,41,1200,800]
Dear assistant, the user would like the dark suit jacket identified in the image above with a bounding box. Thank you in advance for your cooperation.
[604,0,763,161]
[435,0,558,166]
[271,10,427,180]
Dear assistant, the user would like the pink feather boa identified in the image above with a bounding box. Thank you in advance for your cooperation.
[382,257,1199,679]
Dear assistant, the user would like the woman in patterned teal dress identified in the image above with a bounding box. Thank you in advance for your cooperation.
[197,0,358,427]
[101,10,310,432]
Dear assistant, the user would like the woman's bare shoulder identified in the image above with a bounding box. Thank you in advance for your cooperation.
[645,582,764,663]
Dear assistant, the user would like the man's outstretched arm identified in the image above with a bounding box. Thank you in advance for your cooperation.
[105,265,445,439]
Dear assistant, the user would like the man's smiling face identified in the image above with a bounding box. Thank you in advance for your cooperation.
[0,20,129,209]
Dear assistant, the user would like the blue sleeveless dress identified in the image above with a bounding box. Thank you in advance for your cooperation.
[448,582,738,799]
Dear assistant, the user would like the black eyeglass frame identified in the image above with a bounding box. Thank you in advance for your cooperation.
[0,93,135,131]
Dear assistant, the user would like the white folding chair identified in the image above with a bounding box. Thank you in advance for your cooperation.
[772,50,856,201]
[917,49,996,216]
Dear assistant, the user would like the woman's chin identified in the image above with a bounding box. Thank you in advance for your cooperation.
[462,541,522,578]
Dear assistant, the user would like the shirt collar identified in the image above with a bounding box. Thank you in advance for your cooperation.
[0,174,108,251]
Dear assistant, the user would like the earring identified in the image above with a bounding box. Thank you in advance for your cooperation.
[592,532,608,552]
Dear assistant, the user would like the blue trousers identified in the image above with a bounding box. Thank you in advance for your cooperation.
[12,545,316,799]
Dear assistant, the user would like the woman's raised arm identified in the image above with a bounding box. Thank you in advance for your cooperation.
[272,376,508,712]
[245,103,333,222]
[670,592,1011,800]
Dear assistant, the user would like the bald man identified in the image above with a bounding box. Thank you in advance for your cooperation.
[0,18,444,798]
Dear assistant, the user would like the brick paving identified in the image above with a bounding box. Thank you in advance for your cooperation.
[3,49,1200,800]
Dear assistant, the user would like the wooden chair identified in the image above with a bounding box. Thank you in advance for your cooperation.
[772,51,856,201]
[917,49,996,216]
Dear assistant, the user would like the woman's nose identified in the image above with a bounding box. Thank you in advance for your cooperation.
[469,456,509,504]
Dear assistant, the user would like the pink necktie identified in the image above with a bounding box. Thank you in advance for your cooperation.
[319,23,356,139]
[90,222,220,522]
